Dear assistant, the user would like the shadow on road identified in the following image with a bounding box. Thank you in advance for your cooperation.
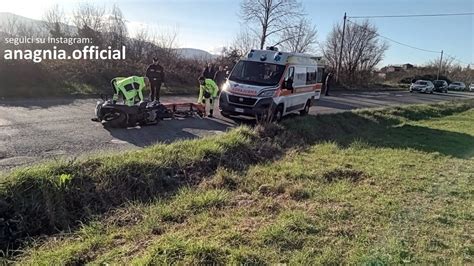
[104,117,233,147]
[0,97,82,109]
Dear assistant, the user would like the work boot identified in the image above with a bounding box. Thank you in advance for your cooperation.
[208,110,214,118]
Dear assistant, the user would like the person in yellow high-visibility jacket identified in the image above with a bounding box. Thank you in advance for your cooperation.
[112,76,146,106]
[198,76,219,117]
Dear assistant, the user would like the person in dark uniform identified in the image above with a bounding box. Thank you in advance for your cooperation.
[146,57,165,102]
[324,72,333,96]
[202,63,214,79]
[213,65,227,92]
[210,64,217,79]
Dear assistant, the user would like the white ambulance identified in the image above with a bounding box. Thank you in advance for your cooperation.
[219,47,325,120]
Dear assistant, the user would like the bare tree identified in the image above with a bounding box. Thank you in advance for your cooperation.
[280,18,317,53]
[73,3,105,44]
[154,26,179,51]
[324,20,389,84]
[16,22,42,38]
[0,14,41,37]
[104,4,128,49]
[2,14,19,36]
[219,47,242,66]
[240,0,303,49]
[152,26,180,64]
[128,27,153,60]
[0,14,42,51]
[232,27,259,55]
[73,3,105,32]
[425,56,455,73]
[43,5,70,37]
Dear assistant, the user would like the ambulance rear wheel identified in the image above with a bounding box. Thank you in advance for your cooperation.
[300,100,311,116]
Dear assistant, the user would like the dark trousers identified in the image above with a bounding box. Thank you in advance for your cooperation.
[325,83,330,96]
[150,81,162,101]
[201,95,214,115]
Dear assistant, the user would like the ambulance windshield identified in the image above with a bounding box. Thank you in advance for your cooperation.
[229,61,285,86]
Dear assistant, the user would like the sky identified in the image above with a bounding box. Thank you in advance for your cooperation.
[1,0,473,66]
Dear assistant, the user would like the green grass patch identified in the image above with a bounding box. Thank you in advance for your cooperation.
[0,127,267,252]
[259,211,320,251]
[2,99,473,264]
[63,82,98,95]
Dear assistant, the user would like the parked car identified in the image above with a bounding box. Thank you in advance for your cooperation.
[448,82,466,91]
[433,80,448,93]
[469,83,474,92]
[410,80,434,93]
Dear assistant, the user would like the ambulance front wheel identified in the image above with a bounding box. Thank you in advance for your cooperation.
[221,111,232,119]
[273,105,284,122]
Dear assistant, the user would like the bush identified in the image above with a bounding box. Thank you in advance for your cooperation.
[399,74,451,84]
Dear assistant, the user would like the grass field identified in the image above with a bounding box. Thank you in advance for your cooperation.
[1,100,473,264]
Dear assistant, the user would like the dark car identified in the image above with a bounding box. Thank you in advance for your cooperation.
[433,80,448,93]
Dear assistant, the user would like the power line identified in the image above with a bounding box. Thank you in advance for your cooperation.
[345,17,472,66]
[345,19,441,54]
[348,12,474,19]
[444,54,473,66]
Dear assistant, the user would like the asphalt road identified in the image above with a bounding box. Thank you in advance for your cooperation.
[1,91,472,171]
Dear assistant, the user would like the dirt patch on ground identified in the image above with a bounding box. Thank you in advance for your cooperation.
[104,207,146,228]
[322,167,365,183]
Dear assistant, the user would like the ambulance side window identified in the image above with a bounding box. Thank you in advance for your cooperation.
[316,67,324,83]
[284,66,295,89]
[306,67,317,85]
[286,66,295,80]
[293,67,307,87]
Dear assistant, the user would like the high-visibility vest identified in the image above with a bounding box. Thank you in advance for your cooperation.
[112,76,145,106]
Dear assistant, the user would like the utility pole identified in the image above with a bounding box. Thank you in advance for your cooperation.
[437,50,443,80]
[468,64,472,86]
[336,12,347,84]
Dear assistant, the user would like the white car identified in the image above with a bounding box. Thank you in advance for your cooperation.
[469,83,474,92]
[410,80,434,93]
[448,82,466,91]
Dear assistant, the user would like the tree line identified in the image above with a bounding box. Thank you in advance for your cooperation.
[228,0,390,86]
[233,0,471,87]
[0,0,470,97]
[0,3,202,97]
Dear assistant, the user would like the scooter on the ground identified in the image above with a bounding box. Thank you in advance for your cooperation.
[92,76,204,128]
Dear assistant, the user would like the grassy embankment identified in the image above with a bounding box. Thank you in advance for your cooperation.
[1,99,473,264]
[0,57,201,98]
[0,83,195,98]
